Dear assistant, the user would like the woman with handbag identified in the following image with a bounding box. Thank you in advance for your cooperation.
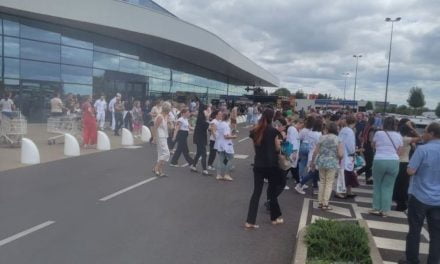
[370,116,403,217]
[245,108,284,229]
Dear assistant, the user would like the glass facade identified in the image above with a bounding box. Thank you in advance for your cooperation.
[0,13,249,122]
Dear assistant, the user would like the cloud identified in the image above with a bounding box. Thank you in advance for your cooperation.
[156,0,440,108]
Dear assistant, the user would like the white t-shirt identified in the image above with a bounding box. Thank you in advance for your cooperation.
[209,119,219,141]
[308,131,322,165]
[108,97,117,112]
[214,121,234,154]
[373,131,403,160]
[177,117,189,131]
[0,98,14,112]
[339,127,356,171]
[287,126,300,151]
[94,99,107,113]
[299,128,311,142]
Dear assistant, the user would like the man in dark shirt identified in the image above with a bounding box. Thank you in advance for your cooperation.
[355,112,366,148]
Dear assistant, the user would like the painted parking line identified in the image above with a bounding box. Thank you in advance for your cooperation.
[0,221,55,247]
[99,177,158,202]
[238,137,249,143]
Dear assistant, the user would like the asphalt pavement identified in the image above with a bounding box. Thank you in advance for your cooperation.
[0,125,304,264]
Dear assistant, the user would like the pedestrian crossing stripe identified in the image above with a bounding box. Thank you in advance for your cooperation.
[233,154,249,159]
[374,237,429,254]
[311,215,328,223]
[312,201,352,217]
[124,146,142,149]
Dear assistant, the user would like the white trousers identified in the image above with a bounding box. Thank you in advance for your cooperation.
[111,112,115,130]
[96,111,106,129]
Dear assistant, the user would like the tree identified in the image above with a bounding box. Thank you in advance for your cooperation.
[365,101,373,111]
[271,87,291,97]
[395,105,410,115]
[407,87,426,112]
[317,93,332,99]
[295,90,306,99]
[435,103,440,118]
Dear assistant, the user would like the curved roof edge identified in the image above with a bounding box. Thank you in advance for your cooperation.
[0,0,279,87]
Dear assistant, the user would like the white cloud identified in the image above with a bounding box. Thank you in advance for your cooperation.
[156,0,440,108]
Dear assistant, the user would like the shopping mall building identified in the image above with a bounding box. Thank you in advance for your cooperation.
[0,0,278,122]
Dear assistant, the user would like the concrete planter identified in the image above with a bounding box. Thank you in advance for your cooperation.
[292,219,382,264]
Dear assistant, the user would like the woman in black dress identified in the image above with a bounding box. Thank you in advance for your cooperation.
[190,102,210,175]
[245,108,284,229]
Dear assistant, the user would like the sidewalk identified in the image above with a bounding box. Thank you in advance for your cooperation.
[0,124,145,172]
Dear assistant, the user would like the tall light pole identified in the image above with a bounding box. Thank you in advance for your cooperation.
[384,17,401,113]
[342,72,350,101]
[353,54,362,102]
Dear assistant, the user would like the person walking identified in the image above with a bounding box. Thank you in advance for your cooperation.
[190,102,210,175]
[297,116,316,182]
[286,117,303,184]
[108,93,120,131]
[245,108,284,229]
[113,97,124,136]
[393,119,421,211]
[207,110,221,171]
[398,122,440,264]
[81,95,98,148]
[214,112,237,181]
[339,115,359,198]
[152,102,172,177]
[0,92,15,118]
[94,94,107,130]
[170,109,194,167]
[131,100,143,137]
[50,92,64,117]
[356,116,376,185]
[310,122,344,210]
[369,116,403,217]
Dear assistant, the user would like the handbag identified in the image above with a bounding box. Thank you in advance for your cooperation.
[278,152,292,171]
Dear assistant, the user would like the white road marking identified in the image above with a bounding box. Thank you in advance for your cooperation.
[383,262,397,264]
[355,196,373,204]
[367,220,408,233]
[0,221,55,247]
[124,146,142,149]
[99,177,158,202]
[357,206,407,219]
[374,237,429,254]
[311,215,328,223]
[313,201,352,217]
[238,137,249,143]
[297,198,310,236]
[233,154,249,159]
[352,188,373,194]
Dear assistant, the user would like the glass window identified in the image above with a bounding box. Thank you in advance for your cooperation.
[63,83,92,96]
[4,58,20,79]
[4,37,20,57]
[93,52,119,70]
[61,46,93,67]
[150,78,170,92]
[61,27,93,49]
[119,57,139,74]
[61,65,92,84]
[20,39,61,63]
[21,60,60,82]
[20,20,61,43]
[3,18,19,36]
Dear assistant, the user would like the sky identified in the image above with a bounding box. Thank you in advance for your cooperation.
[155,0,440,109]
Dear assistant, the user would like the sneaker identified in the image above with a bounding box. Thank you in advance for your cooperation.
[223,175,233,181]
[216,175,223,180]
[295,184,305,195]
[169,163,179,167]
[202,170,210,176]
[284,185,290,190]
[181,163,189,168]
[207,166,215,171]
[302,184,309,190]
[190,165,198,172]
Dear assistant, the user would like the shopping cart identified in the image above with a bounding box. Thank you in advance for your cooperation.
[0,111,27,147]
[47,114,82,145]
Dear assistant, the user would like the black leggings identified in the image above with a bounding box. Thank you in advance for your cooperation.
[246,167,283,224]
[193,143,207,170]
[207,140,217,166]
[393,162,410,211]
[170,131,193,165]
[357,146,374,180]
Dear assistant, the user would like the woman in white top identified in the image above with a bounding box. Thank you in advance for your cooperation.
[286,117,304,183]
[170,109,194,167]
[298,116,316,182]
[393,119,421,211]
[153,102,171,177]
[207,110,222,170]
[215,112,237,181]
[370,116,404,217]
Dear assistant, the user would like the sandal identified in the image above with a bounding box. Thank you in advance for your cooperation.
[317,203,323,209]
[158,173,167,177]
[152,168,159,176]
[244,223,259,230]
[368,209,381,216]
[271,218,284,225]
[322,205,333,211]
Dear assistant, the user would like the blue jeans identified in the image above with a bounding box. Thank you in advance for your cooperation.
[300,170,319,188]
[405,195,440,264]
[216,151,233,175]
[298,153,308,181]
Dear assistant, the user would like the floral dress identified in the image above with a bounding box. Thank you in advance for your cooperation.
[315,134,340,170]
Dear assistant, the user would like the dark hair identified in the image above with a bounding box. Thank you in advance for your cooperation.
[304,116,315,129]
[427,122,440,138]
[400,124,414,137]
[383,116,396,131]
[312,118,323,132]
[326,122,339,135]
[345,115,356,125]
[222,112,230,121]
[180,108,188,115]
[275,118,287,127]
[252,108,274,146]
[210,110,219,120]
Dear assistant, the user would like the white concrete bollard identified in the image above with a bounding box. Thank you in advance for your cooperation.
[141,125,152,143]
[97,131,111,151]
[21,138,40,165]
[64,133,80,156]
[240,116,245,123]
[122,128,134,146]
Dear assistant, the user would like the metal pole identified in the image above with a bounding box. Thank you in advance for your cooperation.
[353,57,359,101]
[384,22,394,113]
[344,75,347,100]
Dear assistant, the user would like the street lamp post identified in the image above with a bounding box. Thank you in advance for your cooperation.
[342,72,350,101]
[353,54,362,102]
[384,17,401,113]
